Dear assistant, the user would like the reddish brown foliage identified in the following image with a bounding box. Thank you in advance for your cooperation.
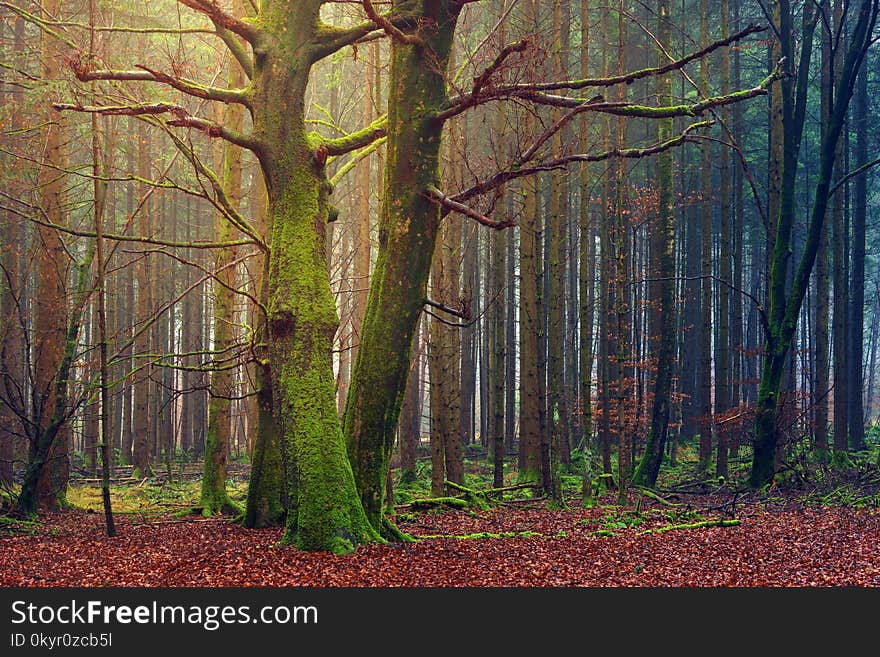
[1,503,878,587]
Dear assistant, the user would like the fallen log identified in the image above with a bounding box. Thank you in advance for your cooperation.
[641,518,740,534]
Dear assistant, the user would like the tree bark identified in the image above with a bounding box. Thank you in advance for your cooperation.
[343,1,463,539]
[633,0,676,489]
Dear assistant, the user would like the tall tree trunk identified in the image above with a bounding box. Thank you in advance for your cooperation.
[614,1,631,504]
[201,15,246,515]
[578,0,595,501]
[730,0,744,452]
[715,0,732,478]
[343,2,463,539]
[547,0,572,494]
[398,326,422,485]
[460,223,478,448]
[132,106,153,478]
[814,0,833,459]
[633,0,675,488]
[697,0,714,474]
[848,60,868,450]
[20,0,71,511]
[518,72,543,483]
[488,216,506,489]
[831,0,849,456]
[429,216,463,491]
[751,0,874,487]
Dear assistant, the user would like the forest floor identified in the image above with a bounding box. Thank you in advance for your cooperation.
[2,490,879,587]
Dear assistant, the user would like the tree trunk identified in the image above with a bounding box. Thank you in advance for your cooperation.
[429,216,464,490]
[20,0,71,512]
[547,0,571,490]
[132,108,153,478]
[398,328,422,485]
[848,61,868,450]
[715,0,732,478]
[343,1,462,539]
[751,0,874,487]
[698,0,714,474]
[201,18,246,515]
[519,171,543,485]
[633,0,675,489]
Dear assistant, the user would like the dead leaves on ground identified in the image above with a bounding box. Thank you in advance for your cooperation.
[1,503,878,587]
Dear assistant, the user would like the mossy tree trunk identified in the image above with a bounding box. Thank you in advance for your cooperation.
[750,0,876,488]
[343,1,461,538]
[244,6,381,551]
[70,0,387,550]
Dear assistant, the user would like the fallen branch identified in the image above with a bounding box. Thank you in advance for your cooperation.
[408,496,471,511]
[632,486,681,507]
[641,518,740,534]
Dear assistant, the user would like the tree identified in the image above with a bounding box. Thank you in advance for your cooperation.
[344,0,778,530]
[750,0,878,488]
[62,0,387,552]
[200,0,248,517]
[632,0,676,489]
[18,0,73,513]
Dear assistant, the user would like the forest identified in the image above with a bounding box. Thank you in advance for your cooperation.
[1,0,880,589]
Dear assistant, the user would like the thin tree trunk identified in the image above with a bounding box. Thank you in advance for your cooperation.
[848,60,867,450]
[698,0,714,475]
[633,0,676,489]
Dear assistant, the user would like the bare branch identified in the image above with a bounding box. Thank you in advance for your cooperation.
[514,23,767,92]
[52,102,262,152]
[71,63,249,106]
[452,120,714,206]
[175,0,260,44]
[423,185,515,229]
[424,298,469,320]
[471,39,530,96]
[439,25,776,122]
[361,0,422,45]
[830,156,880,194]
[1,202,255,250]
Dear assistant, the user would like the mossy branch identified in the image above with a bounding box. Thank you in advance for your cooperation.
[0,2,78,48]
[409,496,470,510]
[641,519,740,534]
[215,23,254,79]
[329,136,387,187]
[72,65,249,107]
[632,486,680,507]
[311,19,384,61]
[321,115,388,156]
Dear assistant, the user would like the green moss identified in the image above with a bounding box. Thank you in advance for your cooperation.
[641,519,740,534]
[267,163,381,554]
[410,496,470,510]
